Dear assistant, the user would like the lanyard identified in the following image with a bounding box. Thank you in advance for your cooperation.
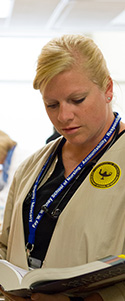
[26,113,121,255]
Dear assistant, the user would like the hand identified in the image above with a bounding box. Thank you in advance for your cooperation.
[0,287,69,301]
[0,287,103,301]
[0,287,30,301]
[84,293,103,301]
[31,293,70,301]
[31,292,103,301]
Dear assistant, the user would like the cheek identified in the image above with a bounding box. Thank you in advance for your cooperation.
[46,110,57,125]
[80,104,102,128]
[45,107,52,118]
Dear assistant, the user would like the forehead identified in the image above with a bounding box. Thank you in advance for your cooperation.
[42,67,92,98]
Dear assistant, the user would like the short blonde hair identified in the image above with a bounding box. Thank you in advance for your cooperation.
[33,34,110,92]
[0,130,17,163]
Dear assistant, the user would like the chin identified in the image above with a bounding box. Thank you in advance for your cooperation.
[66,136,86,146]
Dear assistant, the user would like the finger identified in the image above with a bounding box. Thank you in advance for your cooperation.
[0,288,30,301]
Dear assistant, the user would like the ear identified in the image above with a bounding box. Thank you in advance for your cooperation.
[105,77,113,103]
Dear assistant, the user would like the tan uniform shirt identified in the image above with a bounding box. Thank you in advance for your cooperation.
[0,135,125,300]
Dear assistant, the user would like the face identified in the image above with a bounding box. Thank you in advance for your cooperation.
[41,67,113,148]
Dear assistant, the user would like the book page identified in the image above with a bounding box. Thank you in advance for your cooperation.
[0,260,28,291]
[0,260,28,277]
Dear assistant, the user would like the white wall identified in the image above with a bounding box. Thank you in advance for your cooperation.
[0,36,53,153]
[0,81,53,152]
[93,32,125,122]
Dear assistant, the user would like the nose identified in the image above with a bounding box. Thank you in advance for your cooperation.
[57,102,74,123]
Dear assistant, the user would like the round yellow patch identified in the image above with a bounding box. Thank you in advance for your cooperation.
[90,162,121,189]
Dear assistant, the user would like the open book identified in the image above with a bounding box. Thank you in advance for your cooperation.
[0,255,125,298]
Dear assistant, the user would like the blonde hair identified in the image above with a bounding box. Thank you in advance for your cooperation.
[33,34,110,92]
[0,130,17,163]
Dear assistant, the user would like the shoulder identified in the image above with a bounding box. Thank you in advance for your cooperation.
[14,136,63,178]
[120,121,125,132]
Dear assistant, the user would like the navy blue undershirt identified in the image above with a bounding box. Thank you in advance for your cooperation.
[23,130,125,266]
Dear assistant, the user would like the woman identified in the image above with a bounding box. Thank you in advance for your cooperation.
[0,34,125,301]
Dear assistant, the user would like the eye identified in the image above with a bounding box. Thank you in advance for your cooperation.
[46,103,59,109]
[72,97,86,104]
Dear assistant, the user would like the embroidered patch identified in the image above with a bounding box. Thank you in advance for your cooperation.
[90,162,121,189]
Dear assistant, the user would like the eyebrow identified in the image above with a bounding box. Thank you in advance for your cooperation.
[43,91,88,102]
[67,91,88,99]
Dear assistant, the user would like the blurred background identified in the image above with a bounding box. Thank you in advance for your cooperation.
[0,0,125,152]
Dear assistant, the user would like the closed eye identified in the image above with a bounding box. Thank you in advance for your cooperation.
[46,103,59,109]
[72,97,86,104]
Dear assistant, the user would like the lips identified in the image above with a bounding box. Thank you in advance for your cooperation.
[63,127,78,130]
[62,126,80,134]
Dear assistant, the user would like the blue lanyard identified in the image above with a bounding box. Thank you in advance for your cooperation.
[26,113,121,253]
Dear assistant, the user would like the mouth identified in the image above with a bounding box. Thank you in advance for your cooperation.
[62,126,80,134]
